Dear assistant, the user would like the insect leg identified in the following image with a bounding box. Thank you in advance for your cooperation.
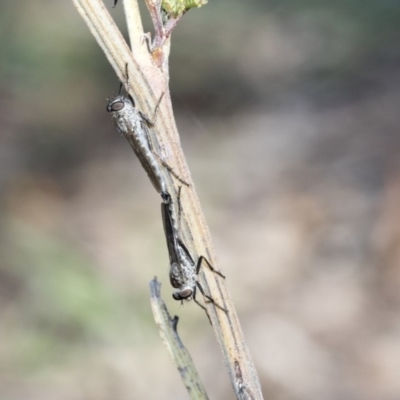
[195,280,228,313]
[144,131,191,187]
[139,92,165,126]
[189,286,213,323]
[176,185,183,230]
[140,97,190,187]
[197,256,226,279]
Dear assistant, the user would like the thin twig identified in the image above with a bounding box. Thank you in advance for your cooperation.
[71,1,264,398]
[150,278,209,400]
[120,0,147,55]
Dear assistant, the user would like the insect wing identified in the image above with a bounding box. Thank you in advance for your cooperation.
[161,200,181,266]
[176,236,195,266]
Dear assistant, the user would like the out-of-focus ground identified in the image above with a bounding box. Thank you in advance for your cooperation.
[1,1,400,399]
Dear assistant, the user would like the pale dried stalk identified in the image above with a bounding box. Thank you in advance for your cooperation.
[150,278,209,400]
[71,0,263,398]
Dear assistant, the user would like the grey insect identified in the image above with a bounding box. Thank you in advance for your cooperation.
[161,191,227,312]
[107,87,189,194]
[107,94,170,195]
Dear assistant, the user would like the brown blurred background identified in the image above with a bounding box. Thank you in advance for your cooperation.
[1,1,400,399]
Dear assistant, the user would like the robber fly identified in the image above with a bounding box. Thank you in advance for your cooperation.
[161,191,227,312]
[107,91,171,194]
[107,70,189,193]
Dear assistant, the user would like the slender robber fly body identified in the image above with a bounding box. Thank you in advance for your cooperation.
[161,191,227,313]
[107,94,169,194]
[107,91,189,193]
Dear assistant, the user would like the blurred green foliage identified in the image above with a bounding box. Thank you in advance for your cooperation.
[162,0,208,19]
[3,219,126,373]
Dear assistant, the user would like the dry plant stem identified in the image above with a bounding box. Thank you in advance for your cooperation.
[120,0,145,51]
[150,278,209,400]
[71,1,263,398]
[72,0,165,113]
[164,15,184,38]
[144,0,165,48]
[142,0,172,70]
[143,0,182,48]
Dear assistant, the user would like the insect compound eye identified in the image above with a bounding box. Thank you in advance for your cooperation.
[172,293,180,300]
[107,100,125,113]
[173,289,192,301]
